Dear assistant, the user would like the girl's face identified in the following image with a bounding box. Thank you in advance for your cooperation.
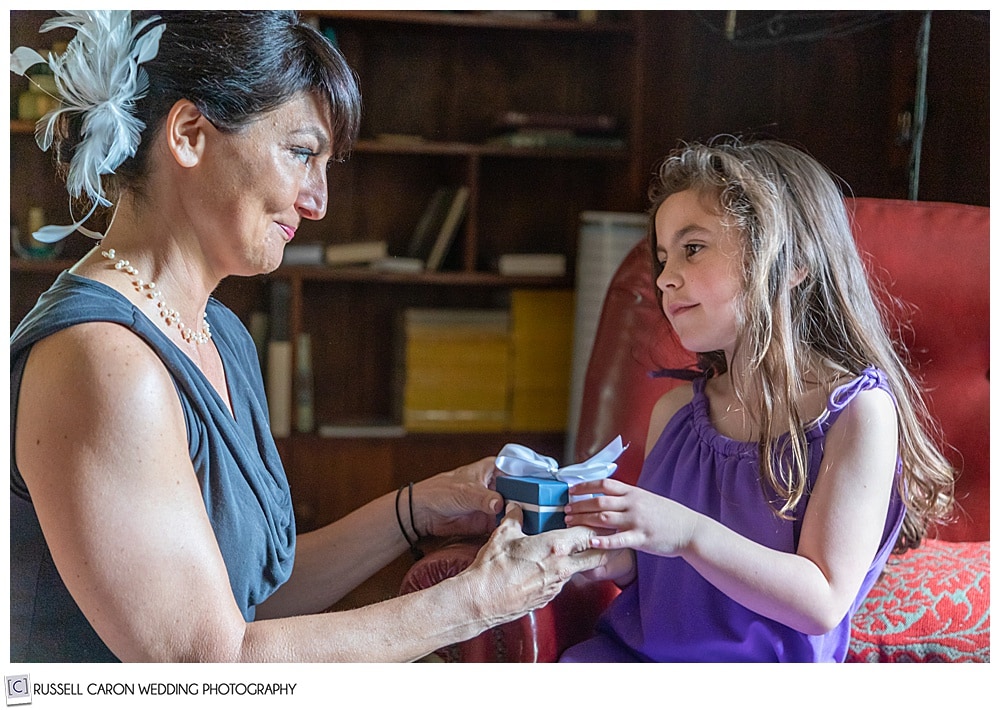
[196,92,334,277]
[653,189,746,359]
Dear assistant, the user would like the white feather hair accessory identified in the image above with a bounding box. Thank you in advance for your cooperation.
[10,11,164,243]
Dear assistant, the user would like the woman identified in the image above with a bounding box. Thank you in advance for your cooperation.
[9,10,605,662]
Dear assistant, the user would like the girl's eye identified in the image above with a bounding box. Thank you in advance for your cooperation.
[684,244,704,257]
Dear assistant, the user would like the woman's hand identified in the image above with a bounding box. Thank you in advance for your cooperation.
[459,503,609,626]
[411,457,503,538]
[563,478,698,558]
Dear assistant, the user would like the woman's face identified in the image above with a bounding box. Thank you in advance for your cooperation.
[195,91,334,277]
[653,189,746,359]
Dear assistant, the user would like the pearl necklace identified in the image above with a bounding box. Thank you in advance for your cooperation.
[101,248,212,345]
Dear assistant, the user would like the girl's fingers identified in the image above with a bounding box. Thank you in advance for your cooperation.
[569,478,624,496]
[589,532,634,550]
[564,509,620,530]
[564,492,624,516]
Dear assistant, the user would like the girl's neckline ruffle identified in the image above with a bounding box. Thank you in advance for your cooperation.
[687,366,887,456]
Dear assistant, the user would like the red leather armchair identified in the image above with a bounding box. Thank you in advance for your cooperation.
[402,197,990,662]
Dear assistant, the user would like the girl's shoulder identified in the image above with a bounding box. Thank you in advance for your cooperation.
[820,368,897,435]
[645,382,696,455]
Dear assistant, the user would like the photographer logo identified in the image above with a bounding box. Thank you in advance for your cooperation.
[4,676,31,706]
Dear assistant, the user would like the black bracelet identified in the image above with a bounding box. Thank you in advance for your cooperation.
[395,483,424,561]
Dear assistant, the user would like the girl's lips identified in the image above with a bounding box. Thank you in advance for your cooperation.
[668,302,697,318]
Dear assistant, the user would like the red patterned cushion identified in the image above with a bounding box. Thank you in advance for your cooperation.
[848,539,990,662]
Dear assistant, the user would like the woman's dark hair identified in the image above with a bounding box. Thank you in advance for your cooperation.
[53,10,361,201]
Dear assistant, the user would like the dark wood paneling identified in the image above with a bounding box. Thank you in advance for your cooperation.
[636,10,988,206]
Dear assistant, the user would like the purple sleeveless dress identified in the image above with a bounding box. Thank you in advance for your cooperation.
[561,367,905,662]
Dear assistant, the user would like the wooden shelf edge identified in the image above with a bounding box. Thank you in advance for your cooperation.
[281,429,566,443]
[11,119,37,135]
[275,264,572,289]
[10,257,74,273]
[11,259,571,288]
[354,138,629,161]
[306,10,634,34]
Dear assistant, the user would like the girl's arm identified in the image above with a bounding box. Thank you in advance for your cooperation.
[16,323,605,662]
[566,387,899,635]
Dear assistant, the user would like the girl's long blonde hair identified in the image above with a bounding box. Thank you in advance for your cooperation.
[648,137,954,551]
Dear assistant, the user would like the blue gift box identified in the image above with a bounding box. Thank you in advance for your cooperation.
[496,474,568,534]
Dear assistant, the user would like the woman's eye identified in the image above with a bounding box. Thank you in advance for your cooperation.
[292,148,315,165]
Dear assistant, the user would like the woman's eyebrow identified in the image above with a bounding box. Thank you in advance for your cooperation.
[292,126,331,152]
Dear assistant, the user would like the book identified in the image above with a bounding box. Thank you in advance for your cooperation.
[369,256,425,274]
[425,186,470,271]
[266,281,292,438]
[407,186,457,263]
[487,131,626,150]
[317,420,406,438]
[493,111,618,136]
[324,240,388,266]
[281,242,325,265]
[294,332,314,434]
[509,289,575,431]
[248,311,269,367]
[498,253,567,277]
[267,342,293,438]
[402,308,511,432]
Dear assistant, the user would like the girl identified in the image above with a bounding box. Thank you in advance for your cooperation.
[561,138,955,662]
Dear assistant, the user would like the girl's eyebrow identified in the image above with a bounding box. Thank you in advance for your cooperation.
[660,223,709,248]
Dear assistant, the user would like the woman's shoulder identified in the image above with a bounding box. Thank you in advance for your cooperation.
[16,319,184,479]
[12,271,133,351]
[27,318,176,401]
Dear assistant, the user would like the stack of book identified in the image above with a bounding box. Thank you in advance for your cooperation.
[281,240,390,268]
[487,111,625,150]
[402,308,511,432]
[508,289,575,431]
[497,253,567,277]
[325,240,388,267]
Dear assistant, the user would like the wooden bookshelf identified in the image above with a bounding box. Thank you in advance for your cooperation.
[9,11,643,551]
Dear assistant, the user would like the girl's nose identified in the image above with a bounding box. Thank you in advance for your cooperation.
[656,260,680,291]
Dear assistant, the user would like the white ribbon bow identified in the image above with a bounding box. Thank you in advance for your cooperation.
[495,436,627,489]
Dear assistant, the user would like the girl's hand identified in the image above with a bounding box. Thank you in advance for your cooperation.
[564,478,697,558]
[579,548,637,586]
[411,458,504,538]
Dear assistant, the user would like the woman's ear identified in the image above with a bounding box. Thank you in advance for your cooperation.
[165,99,208,168]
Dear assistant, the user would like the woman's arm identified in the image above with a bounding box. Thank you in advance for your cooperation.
[566,387,899,634]
[15,323,606,661]
[257,458,502,618]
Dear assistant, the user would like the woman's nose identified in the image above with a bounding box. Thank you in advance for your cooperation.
[296,171,328,221]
